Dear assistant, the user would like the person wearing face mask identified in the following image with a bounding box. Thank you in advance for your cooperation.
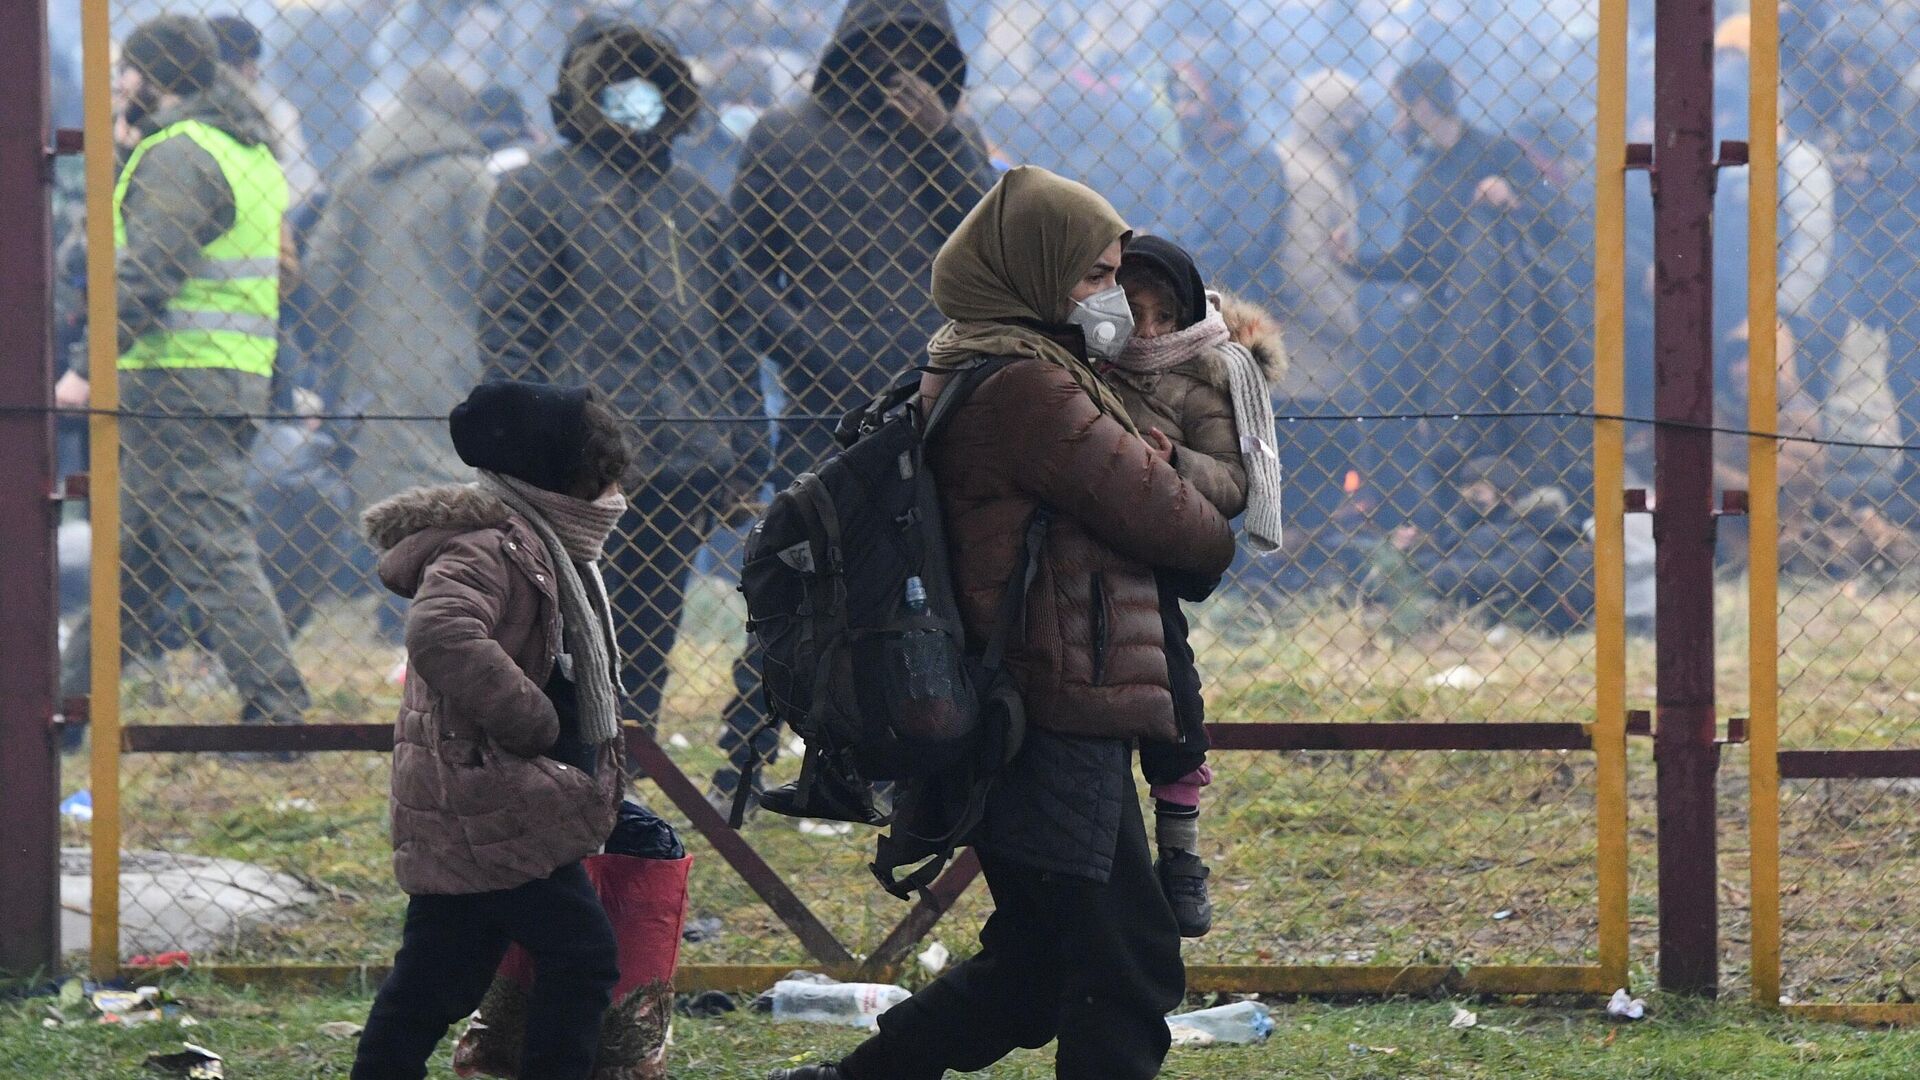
[479,20,773,793]
[768,166,1235,1080]
[727,0,996,497]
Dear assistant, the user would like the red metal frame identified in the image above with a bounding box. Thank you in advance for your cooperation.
[120,719,1602,973]
[1776,750,1920,780]
[0,0,61,979]
[1651,0,1724,995]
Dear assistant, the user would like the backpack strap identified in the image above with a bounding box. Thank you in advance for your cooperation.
[922,355,1019,442]
[871,504,1047,900]
[869,680,1026,899]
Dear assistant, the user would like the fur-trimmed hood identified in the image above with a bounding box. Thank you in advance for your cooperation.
[552,24,700,162]
[365,483,510,552]
[1216,291,1288,381]
[364,483,519,599]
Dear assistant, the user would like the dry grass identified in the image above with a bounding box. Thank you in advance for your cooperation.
[59,572,1920,1004]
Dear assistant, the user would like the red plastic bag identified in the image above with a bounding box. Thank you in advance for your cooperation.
[453,854,691,1080]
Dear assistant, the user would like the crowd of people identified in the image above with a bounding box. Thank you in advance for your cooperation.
[42,1,1920,1077]
[48,0,1920,802]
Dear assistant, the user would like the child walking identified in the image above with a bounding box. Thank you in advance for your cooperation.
[1105,236,1284,936]
[353,381,633,1080]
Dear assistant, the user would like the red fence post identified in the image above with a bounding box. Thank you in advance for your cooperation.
[0,0,62,980]
[1651,0,1724,995]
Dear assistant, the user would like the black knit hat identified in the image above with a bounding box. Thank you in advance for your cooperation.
[449,381,593,494]
[208,14,263,68]
[1120,234,1209,330]
[123,15,223,97]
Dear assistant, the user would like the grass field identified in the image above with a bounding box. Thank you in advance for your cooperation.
[7,979,1920,1079]
[57,570,1920,1011]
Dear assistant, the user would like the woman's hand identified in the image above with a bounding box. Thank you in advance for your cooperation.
[1145,427,1176,464]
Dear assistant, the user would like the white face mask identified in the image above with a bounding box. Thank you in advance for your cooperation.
[600,77,665,133]
[1067,284,1136,360]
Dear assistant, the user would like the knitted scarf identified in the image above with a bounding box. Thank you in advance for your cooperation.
[1216,339,1285,555]
[1114,294,1283,554]
[478,472,626,744]
[1112,304,1231,375]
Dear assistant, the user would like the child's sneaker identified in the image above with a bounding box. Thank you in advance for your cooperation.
[1157,849,1214,938]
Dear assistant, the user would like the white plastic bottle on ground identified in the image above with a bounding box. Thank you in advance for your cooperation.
[1165,1000,1275,1045]
[768,980,912,1029]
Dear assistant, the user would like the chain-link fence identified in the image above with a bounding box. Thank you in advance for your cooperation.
[1732,0,1920,1018]
[55,0,1642,991]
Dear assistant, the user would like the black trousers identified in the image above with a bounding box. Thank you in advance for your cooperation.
[839,786,1185,1080]
[1139,574,1211,788]
[352,863,619,1080]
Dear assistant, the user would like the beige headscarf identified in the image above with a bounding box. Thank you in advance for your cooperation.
[925,165,1139,433]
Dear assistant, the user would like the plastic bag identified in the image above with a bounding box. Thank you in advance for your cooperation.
[453,853,692,1079]
[605,801,684,860]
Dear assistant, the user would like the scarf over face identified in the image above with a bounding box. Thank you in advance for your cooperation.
[925,165,1139,433]
[1112,303,1231,375]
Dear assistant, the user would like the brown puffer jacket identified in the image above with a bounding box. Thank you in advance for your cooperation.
[926,358,1237,742]
[364,484,622,896]
[1104,292,1287,520]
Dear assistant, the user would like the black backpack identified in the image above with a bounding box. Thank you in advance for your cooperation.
[739,357,1048,897]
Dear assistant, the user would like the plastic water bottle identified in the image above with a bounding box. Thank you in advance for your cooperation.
[769,980,911,1029]
[898,577,955,701]
[1164,1000,1275,1045]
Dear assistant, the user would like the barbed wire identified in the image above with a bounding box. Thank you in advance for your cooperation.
[3,401,1917,453]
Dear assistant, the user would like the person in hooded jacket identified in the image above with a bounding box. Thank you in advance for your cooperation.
[479,20,774,798]
[303,62,495,642]
[728,0,996,488]
[307,63,493,520]
[769,166,1235,1080]
[353,381,630,1080]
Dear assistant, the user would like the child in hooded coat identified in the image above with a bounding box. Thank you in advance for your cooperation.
[1101,235,1285,937]
[353,381,633,1080]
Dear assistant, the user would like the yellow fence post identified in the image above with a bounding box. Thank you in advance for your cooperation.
[1746,0,1783,1010]
[82,0,122,980]
[1591,0,1633,990]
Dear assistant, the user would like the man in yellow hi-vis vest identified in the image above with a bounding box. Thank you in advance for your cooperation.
[58,15,308,738]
